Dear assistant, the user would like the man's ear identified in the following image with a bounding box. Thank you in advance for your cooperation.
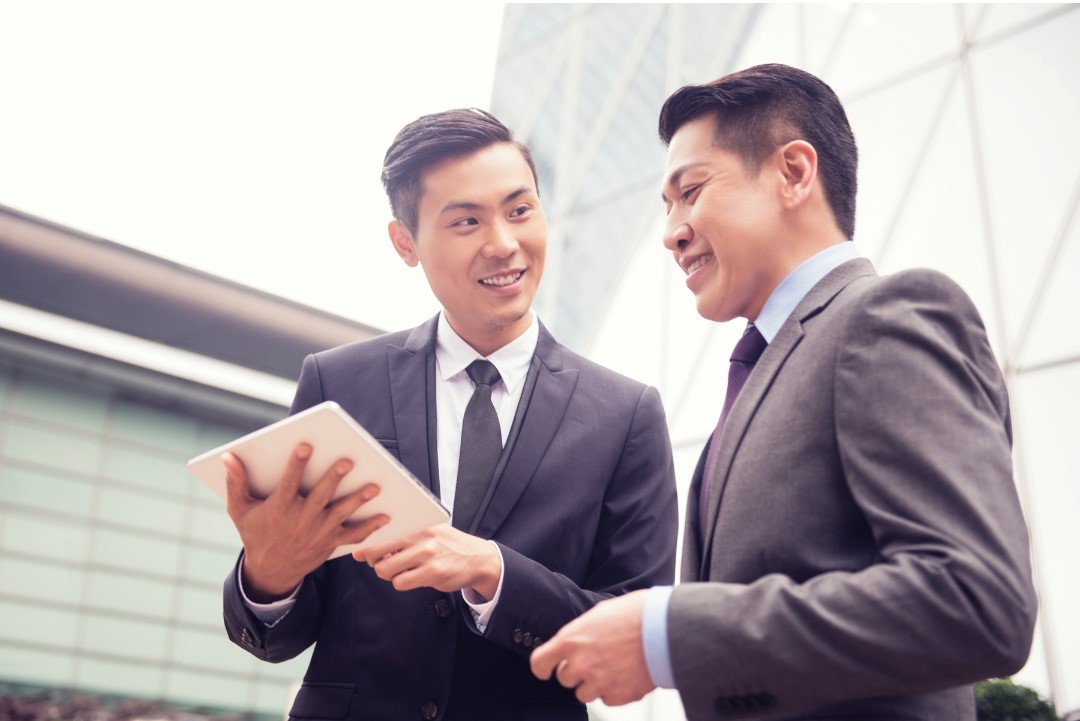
[777,140,818,209]
[388,220,419,267]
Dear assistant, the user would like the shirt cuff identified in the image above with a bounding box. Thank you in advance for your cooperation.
[238,557,301,628]
[461,541,505,634]
[642,585,676,689]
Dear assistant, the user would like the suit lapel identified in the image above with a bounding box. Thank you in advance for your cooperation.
[700,259,876,573]
[387,315,440,493]
[473,323,579,538]
[681,442,710,582]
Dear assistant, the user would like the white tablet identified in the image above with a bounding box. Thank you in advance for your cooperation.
[187,400,450,560]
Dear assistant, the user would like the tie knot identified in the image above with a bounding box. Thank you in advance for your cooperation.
[466,359,501,388]
[730,324,767,364]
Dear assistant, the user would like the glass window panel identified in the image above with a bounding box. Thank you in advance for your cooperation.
[199,418,259,449]
[88,527,181,576]
[2,420,102,476]
[254,678,299,719]
[0,645,74,686]
[2,513,91,562]
[0,597,81,646]
[171,626,250,674]
[74,655,164,699]
[1020,220,1080,367]
[0,556,86,606]
[102,443,193,497]
[816,5,961,97]
[845,63,954,264]
[164,667,251,715]
[801,5,856,73]
[182,544,239,586]
[77,612,169,661]
[192,480,226,505]
[978,3,1064,40]
[175,585,222,628]
[187,505,242,549]
[110,398,201,454]
[83,568,175,619]
[1014,366,1080,710]
[0,463,95,517]
[95,484,187,536]
[503,4,574,51]
[868,85,1002,353]
[970,16,1080,362]
[254,648,311,683]
[9,371,110,433]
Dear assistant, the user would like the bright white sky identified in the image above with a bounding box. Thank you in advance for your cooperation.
[0,2,505,333]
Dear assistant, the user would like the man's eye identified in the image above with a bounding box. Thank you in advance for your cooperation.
[681,185,700,201]
[452,217,479,227]
[509,205,531,218]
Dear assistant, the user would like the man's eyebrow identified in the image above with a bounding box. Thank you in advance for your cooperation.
[656,166,691,202]
[439,187,533,214]
[660,163,704,201]
[501,187,531,204]
[440,200,483,214]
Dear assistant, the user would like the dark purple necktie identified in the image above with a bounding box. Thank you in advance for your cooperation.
[453,360,503,531]
[699,323,768,532]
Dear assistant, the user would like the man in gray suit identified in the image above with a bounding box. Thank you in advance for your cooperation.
[221,108,678,720]
[531,64,1038,720]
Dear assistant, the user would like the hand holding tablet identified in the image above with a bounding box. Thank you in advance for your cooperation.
[188,401,451,563]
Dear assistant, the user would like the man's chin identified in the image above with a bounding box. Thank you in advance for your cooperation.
[696,301,740,324]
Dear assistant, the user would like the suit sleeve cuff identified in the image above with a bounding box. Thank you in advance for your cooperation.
[642,585,676,689]
[461,541,505,634]
[238,556,300,627]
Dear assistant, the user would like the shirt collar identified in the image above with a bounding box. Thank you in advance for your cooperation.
[753,241,861,343]
[435,311,539,395]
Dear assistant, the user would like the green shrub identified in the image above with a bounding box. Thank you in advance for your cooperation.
[975,678,1057,721]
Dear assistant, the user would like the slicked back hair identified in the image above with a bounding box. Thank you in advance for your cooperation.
[658,63,858,239]
[381,108,539,237]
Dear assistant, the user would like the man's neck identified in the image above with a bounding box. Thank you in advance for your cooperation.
[439,311,538,358]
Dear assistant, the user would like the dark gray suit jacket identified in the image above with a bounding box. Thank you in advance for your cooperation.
[223,315,678,721]
[670,259,1037,720]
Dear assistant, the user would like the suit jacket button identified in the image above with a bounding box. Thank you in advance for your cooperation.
[512,629,524,644]
[434,599,452,618]
[531,636,543,648]
[521,632,532,646]
[420,701,437,720]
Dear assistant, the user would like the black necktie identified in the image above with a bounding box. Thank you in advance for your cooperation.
[699,324,768,532]
[453,360,503,531]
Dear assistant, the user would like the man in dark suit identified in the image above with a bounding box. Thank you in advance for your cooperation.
[532,64,1038,720]
[220,108,678,721]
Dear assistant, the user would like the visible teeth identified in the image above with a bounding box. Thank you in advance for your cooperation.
[481,272,523,287]
[687,255,712,274]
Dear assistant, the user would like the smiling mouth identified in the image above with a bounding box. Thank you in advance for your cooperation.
[686,255,713,274]
[480,271,524,287]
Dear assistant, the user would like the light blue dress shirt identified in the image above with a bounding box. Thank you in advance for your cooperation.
[642,241,861,688]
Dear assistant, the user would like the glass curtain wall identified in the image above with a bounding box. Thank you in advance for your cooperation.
[0,350,306,720]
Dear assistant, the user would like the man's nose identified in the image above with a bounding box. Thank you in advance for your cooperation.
[662,218,691,254]
[484,223,519,257]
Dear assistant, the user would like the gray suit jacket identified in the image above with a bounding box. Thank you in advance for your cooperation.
[223,316,678,721]
[670,258,1037,720]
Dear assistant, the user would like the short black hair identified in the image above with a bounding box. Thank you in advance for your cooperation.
[381,108,539,236]
[659,63,858,239]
